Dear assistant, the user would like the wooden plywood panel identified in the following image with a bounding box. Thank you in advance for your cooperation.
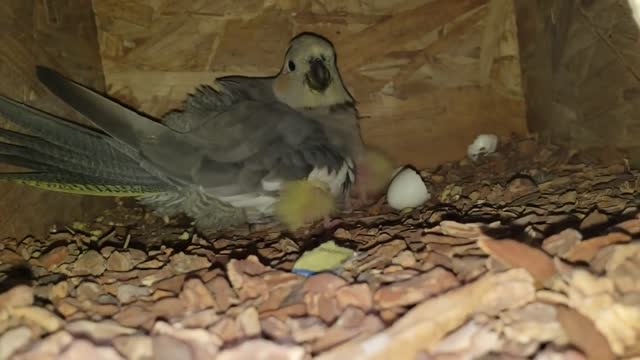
[0,1,111,239]
[516,0,640,151]
[93,0,528,168]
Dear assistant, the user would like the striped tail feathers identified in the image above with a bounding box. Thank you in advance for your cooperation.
[0,95,114,156]
[0,172,167,196]
[32,68,186,185]
[34,66,167,149]
[0,96,172,195]
[0,127,161,185]
[0,153,59,173]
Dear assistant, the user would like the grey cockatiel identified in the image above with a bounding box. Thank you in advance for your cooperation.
[0,32,365,231]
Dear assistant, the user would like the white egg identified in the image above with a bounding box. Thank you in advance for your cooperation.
[386,167,430,210]
[467,134,498,161]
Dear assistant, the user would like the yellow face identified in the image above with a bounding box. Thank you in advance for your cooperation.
[273,33,353,109]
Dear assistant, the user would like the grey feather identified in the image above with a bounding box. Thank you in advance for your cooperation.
[0,95,172,191]
[0,129,161,185]
[35,67,350,195]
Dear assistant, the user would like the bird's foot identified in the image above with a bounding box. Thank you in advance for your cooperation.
[322,216,344,229]
[357,186,370,208]
[367,195,387,215]
[343,196,353,213]
[345,189,371,211]
[286,216,344,238]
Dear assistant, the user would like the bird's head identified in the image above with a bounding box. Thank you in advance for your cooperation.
[273,33,354,109]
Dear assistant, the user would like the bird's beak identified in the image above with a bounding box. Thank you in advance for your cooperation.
[305,58,331,92]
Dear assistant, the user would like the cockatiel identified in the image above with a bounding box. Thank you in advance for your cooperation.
[0,32,365,232]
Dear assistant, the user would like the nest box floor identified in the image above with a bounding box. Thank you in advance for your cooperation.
[1,135,638,359]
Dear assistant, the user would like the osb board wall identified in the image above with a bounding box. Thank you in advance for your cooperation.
[92,0,528,168]
[515,0,640,150]
[0,1,112,239]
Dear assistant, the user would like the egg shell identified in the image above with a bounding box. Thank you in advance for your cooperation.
[467,134,498,160]
[386,167,430,210]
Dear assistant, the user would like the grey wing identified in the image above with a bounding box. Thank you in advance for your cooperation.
[185,100,349,195]
[36,67,349,197]
[161,76,277,133]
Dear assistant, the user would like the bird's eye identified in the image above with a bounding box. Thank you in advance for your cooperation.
[287,60,296,72]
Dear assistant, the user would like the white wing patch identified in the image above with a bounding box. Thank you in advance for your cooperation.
[308,159,354,196]
[261,177,283,192]
[217,159,354,223]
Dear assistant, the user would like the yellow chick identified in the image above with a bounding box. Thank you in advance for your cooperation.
[353,147,397,206]
[275,180,337,231]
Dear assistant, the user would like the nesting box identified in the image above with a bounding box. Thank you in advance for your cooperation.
[0,0,639,239]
